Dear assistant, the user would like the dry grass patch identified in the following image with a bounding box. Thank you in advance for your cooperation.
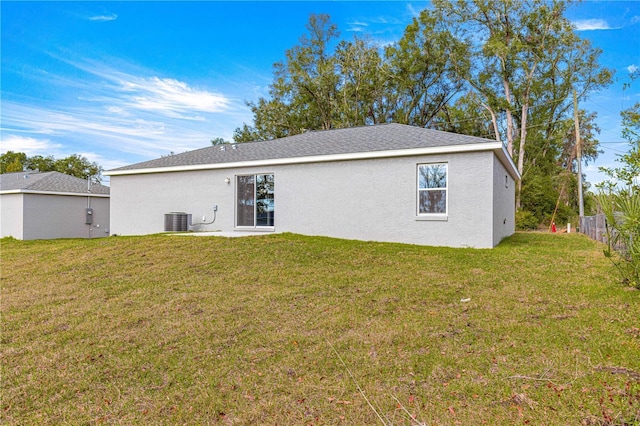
[1,232,639,425]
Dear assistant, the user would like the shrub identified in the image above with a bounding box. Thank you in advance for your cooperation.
[597,190,640,288]
[516,209,539,230]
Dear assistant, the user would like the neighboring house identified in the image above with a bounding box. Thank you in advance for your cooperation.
[106,123,520,248]
[0,171,110,240]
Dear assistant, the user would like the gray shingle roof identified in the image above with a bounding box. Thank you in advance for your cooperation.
[0,171,110,195]
[109,123,501,173]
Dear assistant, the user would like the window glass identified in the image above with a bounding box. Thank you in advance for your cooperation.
[256,174,274,227]
[237,175,255,227]
[419,190,447,214]
[419,164,447,189]
[418,164,447,214]
[237,174,274,227]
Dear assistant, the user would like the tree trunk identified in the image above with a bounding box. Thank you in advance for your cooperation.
[482,103,501,142]
[516,103,529,209]
[502,79,515,157]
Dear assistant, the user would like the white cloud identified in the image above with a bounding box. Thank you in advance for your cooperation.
[348,20,368,27]
[407,3,421,18]
[1,92,249,162]
[627,64,639,74]
[89,14,118,22]
[106,106,129,116]
[1,56,252,170]
[0,134,61,155]
[372,39,397,49]
[56,59,232,118]
[2,101,195,157]
[346,20,368,32]
[78,151,127,172]
[572,19,615,31]
[121,77,230,115]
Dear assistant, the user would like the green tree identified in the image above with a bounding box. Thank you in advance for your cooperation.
[334,37,387,126]
[0,151,27,173]
[432,92,497,138]
[234,13,461,141]
[429,0,612,208]
[54,154,102,182]
[234,14,341,142]
[211,137,230,145]
[24,155,56,173]
[234,4,611,228]
[518,109,602,225]
[599,102,640,191]
[1,151,103,182]
[383,10,462,127]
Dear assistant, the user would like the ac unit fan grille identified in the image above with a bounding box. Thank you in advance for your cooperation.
[164,212,189,232]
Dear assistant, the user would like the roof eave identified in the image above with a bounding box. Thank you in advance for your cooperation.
[106,142,514,177]
[493,144,521,181]
[0,190,110,197]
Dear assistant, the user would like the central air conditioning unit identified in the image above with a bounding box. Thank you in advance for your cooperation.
[164,212,191,232]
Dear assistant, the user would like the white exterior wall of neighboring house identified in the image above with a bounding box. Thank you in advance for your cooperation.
[22,194,110,240]
[0,192,110,240]
[1,193,24,239]
[110,150,510,248]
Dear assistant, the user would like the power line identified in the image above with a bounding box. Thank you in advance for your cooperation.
[600,145,632,154]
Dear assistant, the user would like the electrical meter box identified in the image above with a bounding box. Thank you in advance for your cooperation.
[85,208,94,224]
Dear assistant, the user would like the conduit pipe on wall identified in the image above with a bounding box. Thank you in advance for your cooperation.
[188,206,218,230]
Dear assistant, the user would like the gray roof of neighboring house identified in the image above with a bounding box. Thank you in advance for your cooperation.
[0,171,110,195]
[109,123,505,173]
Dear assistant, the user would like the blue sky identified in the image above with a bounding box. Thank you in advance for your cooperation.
[1,1,639,186]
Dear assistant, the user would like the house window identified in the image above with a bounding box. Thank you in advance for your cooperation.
[236,174,274,228]
[417,163,447,215]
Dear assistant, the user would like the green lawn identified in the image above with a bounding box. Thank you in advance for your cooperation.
[1,232,638,425]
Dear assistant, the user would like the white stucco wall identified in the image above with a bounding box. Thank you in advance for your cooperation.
[0,193,24,239]
[110,151,514,248]
[21,194,110,240]
[110,169,236,236]
[492,156,516,246]
[277,152,495,247]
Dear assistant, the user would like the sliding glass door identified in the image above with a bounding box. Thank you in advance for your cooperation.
[236,174,274,228]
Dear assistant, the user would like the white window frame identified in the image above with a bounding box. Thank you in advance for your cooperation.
[416,163,448,220]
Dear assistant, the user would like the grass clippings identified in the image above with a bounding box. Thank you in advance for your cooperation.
[1,232,639,425]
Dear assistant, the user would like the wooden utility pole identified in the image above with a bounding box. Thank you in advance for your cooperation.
[573,90,584,223]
